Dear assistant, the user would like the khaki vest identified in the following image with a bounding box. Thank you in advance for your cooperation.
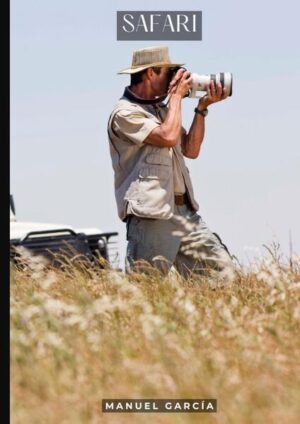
[107,97,199,222]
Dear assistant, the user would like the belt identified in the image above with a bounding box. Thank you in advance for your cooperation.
[174,193,189,206]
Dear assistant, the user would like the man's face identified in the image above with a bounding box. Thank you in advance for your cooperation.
[149,67,174,96]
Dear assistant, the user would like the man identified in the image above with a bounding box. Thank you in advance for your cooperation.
[107,46,236,284]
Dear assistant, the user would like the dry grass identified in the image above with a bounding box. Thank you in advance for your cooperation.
[10,247,300,424]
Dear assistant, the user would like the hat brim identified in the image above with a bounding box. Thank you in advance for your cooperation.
[118,62,185,74]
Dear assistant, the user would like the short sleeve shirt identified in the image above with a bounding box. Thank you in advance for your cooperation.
[113,109,160,145]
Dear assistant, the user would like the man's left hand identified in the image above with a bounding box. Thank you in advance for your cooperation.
[200,81,229,108]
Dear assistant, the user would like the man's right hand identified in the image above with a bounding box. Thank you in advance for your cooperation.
[168,68,192,98]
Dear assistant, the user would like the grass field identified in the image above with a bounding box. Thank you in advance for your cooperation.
[10,247,300,423]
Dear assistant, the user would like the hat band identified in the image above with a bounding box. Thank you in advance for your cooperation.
[131,61,171,69]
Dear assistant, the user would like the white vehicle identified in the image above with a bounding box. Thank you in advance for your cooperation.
[10,195,119,268]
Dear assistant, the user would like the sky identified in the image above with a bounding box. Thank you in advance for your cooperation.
[11,0,300,269]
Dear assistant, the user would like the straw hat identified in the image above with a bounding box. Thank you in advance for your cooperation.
[118,46,184,74]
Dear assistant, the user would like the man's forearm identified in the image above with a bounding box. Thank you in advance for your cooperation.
[182,114,205,159]
[159,94,182,143]
[182,100,207,159]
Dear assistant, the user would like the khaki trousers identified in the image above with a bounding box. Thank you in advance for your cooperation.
[125,204,236,285]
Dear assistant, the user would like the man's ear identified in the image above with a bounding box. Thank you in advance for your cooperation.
[145,67,154,80]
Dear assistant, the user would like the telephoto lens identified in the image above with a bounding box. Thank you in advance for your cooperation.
[189,72,233,98]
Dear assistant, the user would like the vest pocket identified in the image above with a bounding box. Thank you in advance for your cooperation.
[139,166,170,180]
[145,154,172,166]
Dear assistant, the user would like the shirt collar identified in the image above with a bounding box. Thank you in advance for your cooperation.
[122,86,168,106]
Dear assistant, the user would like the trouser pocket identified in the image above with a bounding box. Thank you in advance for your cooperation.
[126,215,142,241]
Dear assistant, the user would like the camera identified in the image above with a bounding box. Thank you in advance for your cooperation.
[168,68,233,98]
[190,72,233,98]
